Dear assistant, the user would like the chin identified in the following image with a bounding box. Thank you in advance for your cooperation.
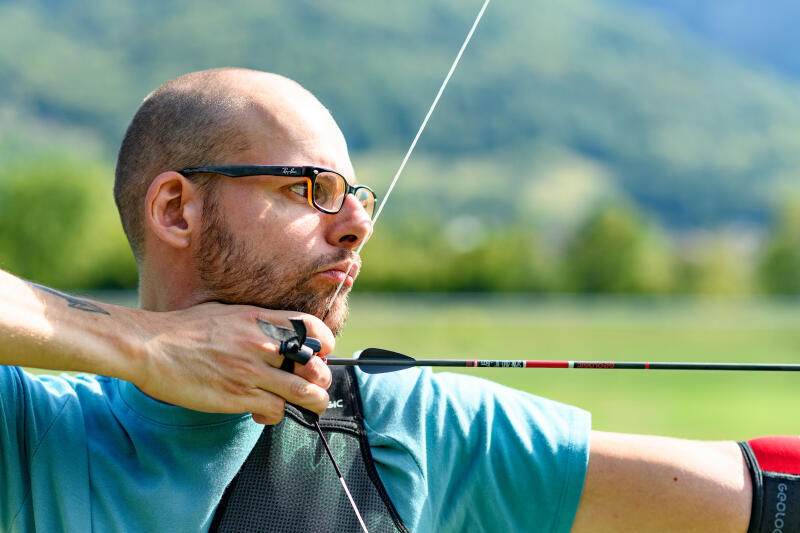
[323,298,349,337]
[239,291,350,337]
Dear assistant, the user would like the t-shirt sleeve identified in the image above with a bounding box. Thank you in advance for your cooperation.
[0,366,76,528]
[355,368,590,533]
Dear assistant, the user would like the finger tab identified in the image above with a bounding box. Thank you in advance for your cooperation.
[279,357,295,373]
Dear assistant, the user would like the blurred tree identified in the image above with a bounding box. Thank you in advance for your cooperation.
[673,233,753,295]
[356,218,449,292]
[356,218,554,292]
[758,200,800,294]
[442,227,554,292]
[0,154,138,289]
[564,203,673,293]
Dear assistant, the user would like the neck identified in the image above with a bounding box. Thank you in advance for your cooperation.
[138,258,206,312]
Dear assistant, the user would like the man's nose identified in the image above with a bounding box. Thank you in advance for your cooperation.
[326,194,373,249]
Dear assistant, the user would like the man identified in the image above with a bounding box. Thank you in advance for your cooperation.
[0,68,795,532]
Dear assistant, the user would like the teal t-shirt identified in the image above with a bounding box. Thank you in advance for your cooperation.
[0,365,589,532]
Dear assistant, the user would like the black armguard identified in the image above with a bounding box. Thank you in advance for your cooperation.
[739,439,800,533]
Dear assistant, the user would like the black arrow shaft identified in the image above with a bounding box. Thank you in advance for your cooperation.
[325,357,800,372]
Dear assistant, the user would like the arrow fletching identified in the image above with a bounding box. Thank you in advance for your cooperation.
[331,348,419,374]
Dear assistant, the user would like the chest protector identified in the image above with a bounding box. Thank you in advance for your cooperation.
[210,366,410,533]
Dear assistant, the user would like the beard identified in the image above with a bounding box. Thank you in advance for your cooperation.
[194,197,355,336]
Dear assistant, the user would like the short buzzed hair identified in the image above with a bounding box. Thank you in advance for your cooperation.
[114,68,252,262]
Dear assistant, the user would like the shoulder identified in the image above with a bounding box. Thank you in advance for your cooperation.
[354,368,591,532]
[355,367,589,437]
[1,367,111,431]
[1,366,110,401]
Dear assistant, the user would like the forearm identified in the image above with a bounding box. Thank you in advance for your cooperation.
[0,268,333,418]
[0,269,144,382]
[571,431,751,533]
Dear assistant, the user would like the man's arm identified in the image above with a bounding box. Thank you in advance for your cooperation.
[571,431,751,533]
[0,268,332,422]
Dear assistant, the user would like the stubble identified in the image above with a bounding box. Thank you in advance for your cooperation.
[194,197,353,336]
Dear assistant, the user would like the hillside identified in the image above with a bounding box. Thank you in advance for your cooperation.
[1,0,800,229]
[621,0,800,79]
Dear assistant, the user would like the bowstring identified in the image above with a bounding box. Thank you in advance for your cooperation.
[315,3,493,531]
[322,0,493,321]
[314,420,370,533]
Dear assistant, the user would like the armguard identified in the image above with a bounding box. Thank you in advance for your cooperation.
[739,437,800,533]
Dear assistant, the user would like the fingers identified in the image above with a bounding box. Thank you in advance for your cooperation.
[252,310,333,390]
[292,354,332,390]
[252,414,271,424]
[266,365,330,413]
[156,303,336,422]
[246,366,330,420]
[283,312,335,356]
[247,391,286,425]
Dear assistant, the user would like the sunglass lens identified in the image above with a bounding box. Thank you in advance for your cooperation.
[355,188,375,217]
[313,172,346,212]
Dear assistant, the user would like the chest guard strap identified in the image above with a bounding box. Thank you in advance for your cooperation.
[210,366,410,533]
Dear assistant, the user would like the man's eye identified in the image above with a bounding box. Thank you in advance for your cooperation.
[289,182,308,198]
[313,181,332,204]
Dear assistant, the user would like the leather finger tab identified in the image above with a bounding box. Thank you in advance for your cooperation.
[279,356,295,374]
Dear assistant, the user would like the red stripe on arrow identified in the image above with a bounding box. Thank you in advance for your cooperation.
[525,361,570,368]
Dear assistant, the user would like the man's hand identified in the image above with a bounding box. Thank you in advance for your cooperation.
[132,303,334,424]
[0,270,332,424]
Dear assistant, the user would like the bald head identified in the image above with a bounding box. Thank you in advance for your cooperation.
[114,68,345,262]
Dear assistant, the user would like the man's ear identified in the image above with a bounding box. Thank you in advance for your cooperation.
[144,171,203,250]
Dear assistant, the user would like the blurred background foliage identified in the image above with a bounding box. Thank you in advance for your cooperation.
[6,0,800,439]
[1,0,800,295]
[0,155,137,289]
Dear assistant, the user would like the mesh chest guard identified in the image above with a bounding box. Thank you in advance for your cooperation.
[210,366,410,533]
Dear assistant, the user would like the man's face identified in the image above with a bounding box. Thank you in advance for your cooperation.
[192,111,372,336]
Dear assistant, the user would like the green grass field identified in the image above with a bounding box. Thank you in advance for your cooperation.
[78,292,800,440]
[335,294,800,440]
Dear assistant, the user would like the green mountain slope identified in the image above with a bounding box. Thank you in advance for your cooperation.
[2,0,800,228]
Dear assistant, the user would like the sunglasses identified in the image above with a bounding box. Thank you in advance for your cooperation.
[179,165,377,218]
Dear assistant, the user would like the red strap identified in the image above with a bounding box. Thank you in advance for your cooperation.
[748,436,800,475]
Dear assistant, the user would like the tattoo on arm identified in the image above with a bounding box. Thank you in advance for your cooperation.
[30,283,111,315]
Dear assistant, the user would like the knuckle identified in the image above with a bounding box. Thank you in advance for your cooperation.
[225,358,260,383]
[303,358,332,389]
[244,306,265,319]
[307,390,330,415]
[289,377,313,399]
[261,396,286,424]
[260,412,283,425]
[317,390,330,411]
[222,380,249,396]
[252,338,281,365]
[239,308,262,326]
[293,384,328,414]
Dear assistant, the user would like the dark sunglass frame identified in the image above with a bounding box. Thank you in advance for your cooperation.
[179,165,377,217]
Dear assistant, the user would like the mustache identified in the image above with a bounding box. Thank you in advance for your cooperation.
[304,249,361,281]
[202,247,361,308]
